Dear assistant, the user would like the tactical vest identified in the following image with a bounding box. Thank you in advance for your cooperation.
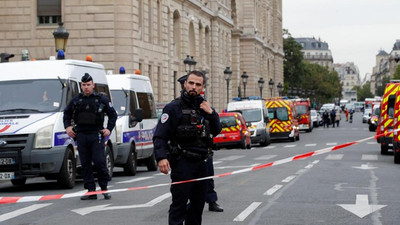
[73,94,105,126]
[173,99,213,152]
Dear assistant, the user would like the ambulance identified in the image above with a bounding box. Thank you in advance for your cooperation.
[0,59,117,188]
[227,97,271,146]
[294,98,313,132]
[378,81,400,155]
[265,97,300,142]
[106,73,158,175]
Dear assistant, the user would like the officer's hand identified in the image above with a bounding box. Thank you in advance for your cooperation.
[66,126,76,138]
[200,101,213,114]
[158,159,170,174]
[100,129,111,137]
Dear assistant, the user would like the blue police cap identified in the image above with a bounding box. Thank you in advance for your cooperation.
[81,73,93,82]
[177,74,188,84]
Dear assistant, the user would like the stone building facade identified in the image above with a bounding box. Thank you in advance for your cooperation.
[334,62,360,102]
[294,37,334,71]
[0,0,283,112]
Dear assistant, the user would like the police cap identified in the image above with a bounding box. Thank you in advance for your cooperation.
[81,73,93,82]
[177,74,188,84]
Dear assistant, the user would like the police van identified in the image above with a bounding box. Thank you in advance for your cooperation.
[227,97,271,146]
[0,59,117,188]
[106,73,158,175]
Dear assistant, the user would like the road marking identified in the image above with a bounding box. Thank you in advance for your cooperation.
[326,143,337,146]
[264,184,283,195]
[213,161,222,165]
[219,155,246,161]
[117,177,153,184]
[254,155,277,160]
[361,154,378,161]
[284,145,296,148]
[282,175,296,183]
[325,154,344,160]
[233,202,262,222]
[366,142,377,145]
[296,169,307,174]
[337,194,386,218]
[72,193,171,216]
[305,143,317,147]
[0,203,52,222]
[353,164,377,170]
[263,146,276,149]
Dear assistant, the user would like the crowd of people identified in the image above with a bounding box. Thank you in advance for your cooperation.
[321,107,355,128]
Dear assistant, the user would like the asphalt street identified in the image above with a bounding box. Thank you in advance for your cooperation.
[1,112,399,225]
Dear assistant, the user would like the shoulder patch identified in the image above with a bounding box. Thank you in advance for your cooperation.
[161,113,169,123]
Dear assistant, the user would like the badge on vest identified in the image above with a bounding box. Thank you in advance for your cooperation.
[161,113,169,123]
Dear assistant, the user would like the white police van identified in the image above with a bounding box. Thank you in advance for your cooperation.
[0,59,117,188]
[106,73,158,175]
[227,97,271,146]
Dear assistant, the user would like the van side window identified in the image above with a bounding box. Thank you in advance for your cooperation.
[388,95,395,118]
[94,84,111,101]
[67,81,79,103]
[129,91,138,116]
[137,92,157,119]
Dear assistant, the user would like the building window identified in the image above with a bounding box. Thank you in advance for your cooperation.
[37,0,61,25]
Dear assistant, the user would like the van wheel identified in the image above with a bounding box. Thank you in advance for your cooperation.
[11,177,27,186]
[380,144,389,155]
[106,146,114,179]
[57,148,76,189]
[124,147,137,176]
[395,151,400,164]
[146,153,158,171]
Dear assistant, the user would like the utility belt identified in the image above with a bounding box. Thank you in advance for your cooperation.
[171,146,209,161]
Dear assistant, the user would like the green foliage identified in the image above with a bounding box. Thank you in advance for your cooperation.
[353,81,373,101]
[393,65,400,80]
[376,76,392,96]
[283,32,305,85]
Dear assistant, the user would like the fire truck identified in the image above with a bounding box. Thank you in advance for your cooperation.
[294,98,313,132]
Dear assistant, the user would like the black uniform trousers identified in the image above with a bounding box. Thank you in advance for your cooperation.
[205,154,217,203]
[76,131,110,191]
[169,156,207,225]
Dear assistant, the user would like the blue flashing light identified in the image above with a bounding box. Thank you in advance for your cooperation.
[119,66,126,74]
[56,50,65,60]
[232,97,241,101]
[248,96,262,100]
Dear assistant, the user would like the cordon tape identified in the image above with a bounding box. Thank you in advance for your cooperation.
[0,131,392,205]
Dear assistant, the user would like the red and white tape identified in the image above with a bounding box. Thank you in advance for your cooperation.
[0,133,386,205]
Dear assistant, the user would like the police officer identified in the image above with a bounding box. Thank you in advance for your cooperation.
[63,73,117,200]
[154,71,222,225]
[177,74,224,213]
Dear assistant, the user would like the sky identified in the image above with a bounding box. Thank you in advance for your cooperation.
[283,0,400,80]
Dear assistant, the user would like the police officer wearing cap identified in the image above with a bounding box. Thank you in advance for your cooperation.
[154,70,222,225]
[63,73,117,200]
[177,74,224,213]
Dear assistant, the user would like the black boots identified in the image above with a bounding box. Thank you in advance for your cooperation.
[103,193,111,200]
[209,202,223,212]
[80,190,111,200]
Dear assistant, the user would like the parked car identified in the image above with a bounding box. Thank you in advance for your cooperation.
[362,108,372,123]
[213,112,251,149]
[310,109,322,127]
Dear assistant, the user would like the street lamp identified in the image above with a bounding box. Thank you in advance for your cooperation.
[52,22,69,52]
[277,82,283,96]
[258,78,265,98]
[191,56,197,70]
[241,71,249,98]
[183,55,197,72]
[224,67,232,103]
[268,78,274,97]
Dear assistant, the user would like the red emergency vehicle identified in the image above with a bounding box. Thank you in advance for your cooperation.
[213,112,251,149]
[294,98,313,132]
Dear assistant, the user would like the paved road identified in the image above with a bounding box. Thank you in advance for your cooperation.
[1,112,399,224]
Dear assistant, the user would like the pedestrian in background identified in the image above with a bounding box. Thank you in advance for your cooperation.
[63,73,117,200]
[153,71,222,225]
[330,108,336,128]
[345,108,349,122]
[335,107,341,127]
[323,110,330,128]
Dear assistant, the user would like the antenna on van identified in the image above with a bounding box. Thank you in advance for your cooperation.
[57,76,66,88]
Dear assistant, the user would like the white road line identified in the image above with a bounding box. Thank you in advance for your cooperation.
[366,142,378,145]
[325,154,344,160]
[264,184,283,195]
[233,202,262,222]
[326,143,337,146]
[0,203,52,223]
[362,154,378,161]
[263,146,276,149]
[284,145,296,148]
[219,155,246,161]
[305,143,317,147]
[213,161,223,165]
[254,155,277,160]
[296,169,307,174]
[117,177,153,184]
[282,175,296,183]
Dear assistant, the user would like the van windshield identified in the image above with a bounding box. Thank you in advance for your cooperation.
[0,79,63,114]
[268,107,289,121]
[110,90,127,116]
[232,109,261,123]
[296,105,307,115]
[220,116,237,128]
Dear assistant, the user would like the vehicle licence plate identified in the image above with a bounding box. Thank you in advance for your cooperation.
[0,172,14,180]
[0,158,15,165]
[216,134,225,137]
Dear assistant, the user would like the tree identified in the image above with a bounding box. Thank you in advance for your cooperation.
[376,76,392,96]
[283,30,305,86]
[353,81,373,101]
[392,65,400,80]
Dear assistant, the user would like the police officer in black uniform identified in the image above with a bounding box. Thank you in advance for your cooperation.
[177,74,223,213]
[63,73,117,200]
[154,70,222,225]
